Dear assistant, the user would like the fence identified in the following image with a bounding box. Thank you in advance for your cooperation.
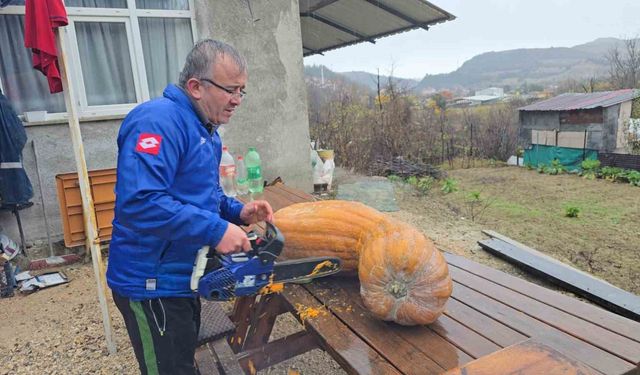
[598,153,640,171]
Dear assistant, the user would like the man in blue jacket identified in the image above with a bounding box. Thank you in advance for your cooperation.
[107,39,273,375]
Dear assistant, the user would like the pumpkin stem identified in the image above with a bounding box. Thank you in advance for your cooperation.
[386,280,408,298]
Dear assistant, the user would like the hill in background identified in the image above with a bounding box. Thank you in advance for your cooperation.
[305,38,632,93]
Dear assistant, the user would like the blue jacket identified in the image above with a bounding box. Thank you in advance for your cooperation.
[107,84,244,300]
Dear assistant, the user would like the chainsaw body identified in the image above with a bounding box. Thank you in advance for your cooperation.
[191,222,340,301]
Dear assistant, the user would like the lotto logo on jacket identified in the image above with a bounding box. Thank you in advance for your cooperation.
[135,133,162,155]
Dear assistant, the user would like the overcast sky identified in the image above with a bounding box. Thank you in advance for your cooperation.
[303,0,640,79]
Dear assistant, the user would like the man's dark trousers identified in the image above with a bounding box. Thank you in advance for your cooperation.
[113,292,201,375]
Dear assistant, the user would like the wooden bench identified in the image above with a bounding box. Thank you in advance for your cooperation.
[196,183,640,374]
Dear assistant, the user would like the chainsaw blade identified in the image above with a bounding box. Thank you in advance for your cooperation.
[272,257,342,284]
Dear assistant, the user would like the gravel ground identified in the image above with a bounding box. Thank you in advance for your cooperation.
[2,166,603,374]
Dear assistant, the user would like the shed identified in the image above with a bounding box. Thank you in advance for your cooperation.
[519,89,640,153]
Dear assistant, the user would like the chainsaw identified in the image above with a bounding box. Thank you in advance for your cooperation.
[190,222,342,301]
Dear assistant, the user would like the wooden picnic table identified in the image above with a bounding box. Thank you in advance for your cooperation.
[225,183,640,375]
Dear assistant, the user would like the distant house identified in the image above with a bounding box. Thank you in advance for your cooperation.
[519,89,640,154]
[452,87,505,107]
[476,87,504,97]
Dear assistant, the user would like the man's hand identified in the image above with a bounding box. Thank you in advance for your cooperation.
[240,200,274,224]
[215,223,251,254]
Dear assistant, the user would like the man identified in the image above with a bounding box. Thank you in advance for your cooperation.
[107,39,273,375]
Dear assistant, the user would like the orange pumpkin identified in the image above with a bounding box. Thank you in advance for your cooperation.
[273,200,452,326]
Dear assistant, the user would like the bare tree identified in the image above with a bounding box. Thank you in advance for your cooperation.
[607,37,640,89]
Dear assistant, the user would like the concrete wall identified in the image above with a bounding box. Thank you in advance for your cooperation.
[1,0,311,245]
[615,101,632,152]
[194,0,311,192]
[1,120,120,246]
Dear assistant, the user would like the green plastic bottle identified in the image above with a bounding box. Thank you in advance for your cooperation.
[245,147,263,193]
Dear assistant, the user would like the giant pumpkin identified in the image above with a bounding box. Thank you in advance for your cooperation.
[273,200,452,326]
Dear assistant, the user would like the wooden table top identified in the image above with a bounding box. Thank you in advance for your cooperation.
[236,184,640,375]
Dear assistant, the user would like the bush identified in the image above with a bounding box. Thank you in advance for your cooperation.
[623,170,640,186]
[580,159,601,180]
[600,166,624,182]
[441,178,459,194]
[545,159,566,175]
[564,205,581,218]
[387,175,402,182]
[415,176,435,195]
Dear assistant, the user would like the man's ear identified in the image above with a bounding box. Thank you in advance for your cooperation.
[185,78,203,100]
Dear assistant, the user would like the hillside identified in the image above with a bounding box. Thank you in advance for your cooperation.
[304,65,419,92]
[305,38,631,93]
[416,38,628,91]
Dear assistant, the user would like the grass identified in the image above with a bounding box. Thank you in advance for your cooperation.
[433,166,640,293]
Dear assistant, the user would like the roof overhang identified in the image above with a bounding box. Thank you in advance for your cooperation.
[299,0,455,57]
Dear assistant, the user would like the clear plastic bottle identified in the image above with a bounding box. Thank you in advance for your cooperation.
[235,156,249,196]
[219,146,237,197]
[245,147,263,194]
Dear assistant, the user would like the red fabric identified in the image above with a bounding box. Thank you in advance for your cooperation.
[24,0,68,94]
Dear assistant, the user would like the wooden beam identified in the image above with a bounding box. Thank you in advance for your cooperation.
[478,233,640,321]
[237,330,318,372]
[56,27,116,354]
[300,12,375,44]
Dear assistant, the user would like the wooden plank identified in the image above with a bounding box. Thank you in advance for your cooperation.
[450,264,640,364]
[243,294,283,350]
[444,253,640,343]
[229,296,257,352]
[195,344,221,375]
[443,298,528,348]
[478,237,640,321]
[442,338,600,375]
[313,279,476,367]
[305,279,447,373]
[451,282,636,375]
[210,340,244,375]
[281,284,402,374]
[237,330,318,372]
[266,184,310,204]
[271,183,316,202]
[429,314,502,359]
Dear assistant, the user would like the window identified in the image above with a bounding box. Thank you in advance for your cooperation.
[0,0,196,121]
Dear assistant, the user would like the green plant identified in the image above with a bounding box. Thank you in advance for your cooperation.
[545,159,566,175]
[600,167,624,182]
[387,174,402,182]
[406,176,418,186]
[537,163,547,174]
[564,205,581,218]
[441,178,459,194]
[580,159,601,180]
[415,176,435,195]
[464,191,494,222]
[623,170,640,186]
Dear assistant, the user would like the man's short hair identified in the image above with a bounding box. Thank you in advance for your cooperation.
[178,39,247,87]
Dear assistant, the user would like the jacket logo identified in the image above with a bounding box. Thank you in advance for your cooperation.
[135,133,162,155]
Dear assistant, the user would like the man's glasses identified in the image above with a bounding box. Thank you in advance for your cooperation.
[200,78,246,99]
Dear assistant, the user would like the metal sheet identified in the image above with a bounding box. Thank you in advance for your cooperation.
[520,89,640,111]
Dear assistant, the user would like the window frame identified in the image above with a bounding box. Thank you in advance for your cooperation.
[0,0,198,124]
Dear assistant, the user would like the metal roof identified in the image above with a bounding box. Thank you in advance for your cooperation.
[519,89,640,111]
[299,0,455,57]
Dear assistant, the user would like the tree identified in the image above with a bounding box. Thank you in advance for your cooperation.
[607,37,640,89]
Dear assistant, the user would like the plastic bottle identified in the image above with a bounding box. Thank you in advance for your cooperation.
[235,156,249,196]
[245,147,263,194]
[219,146,237,197]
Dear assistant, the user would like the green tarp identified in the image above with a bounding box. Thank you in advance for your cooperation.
[524,145,598,171]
